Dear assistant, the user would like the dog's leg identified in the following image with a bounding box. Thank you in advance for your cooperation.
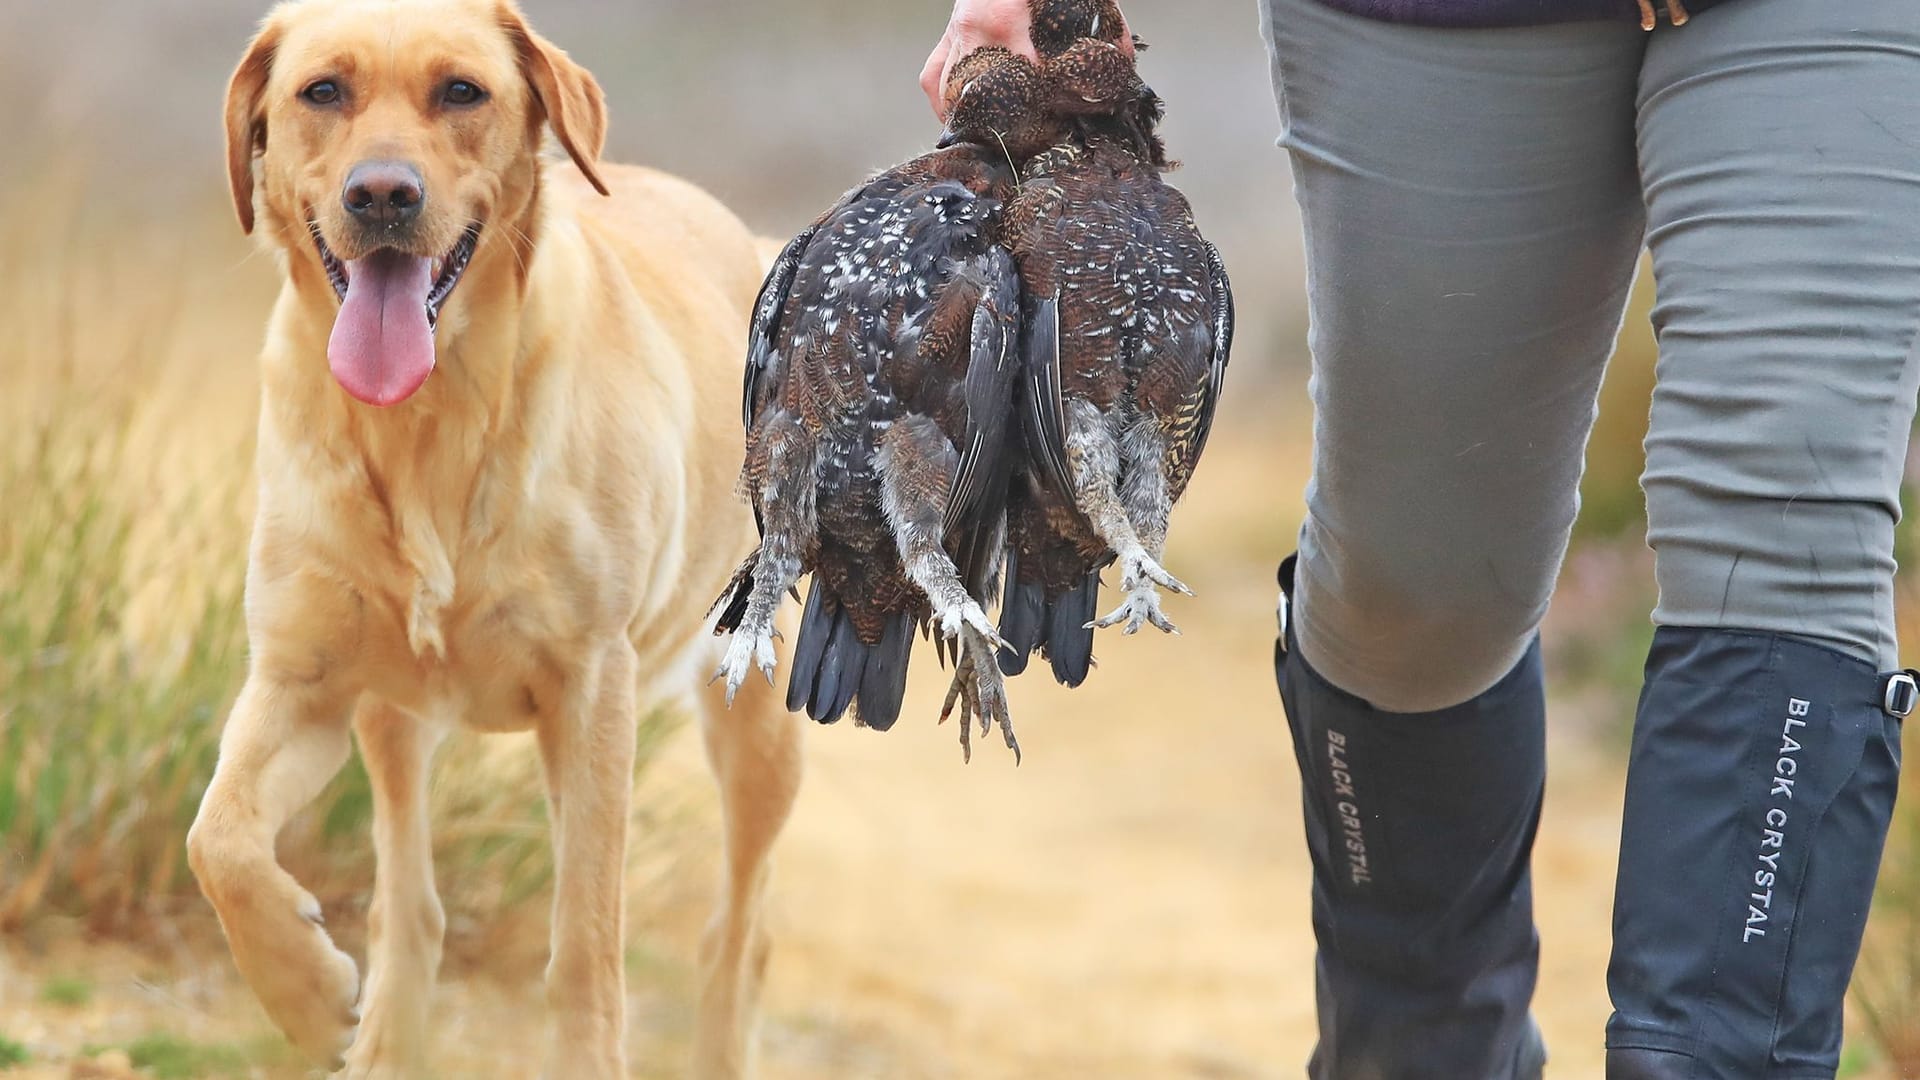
[535,641,638,1080]
[692,670,803,1080]
[187,676,362,1070]
[343,702,447,1079]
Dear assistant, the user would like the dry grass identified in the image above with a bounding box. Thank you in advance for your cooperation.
[1851,577,1920,1078]
[0,182,1914,1076]
[0,192,679,947]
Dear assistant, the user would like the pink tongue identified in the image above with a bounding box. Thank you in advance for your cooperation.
[328,249,437,406]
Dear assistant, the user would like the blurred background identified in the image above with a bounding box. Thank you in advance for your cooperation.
[0,1,1913,1077]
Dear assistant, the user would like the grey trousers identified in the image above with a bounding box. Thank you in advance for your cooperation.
[1261,0,1920,713]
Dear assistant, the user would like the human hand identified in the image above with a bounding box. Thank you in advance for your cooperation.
[919,0,1135,122]
[921,0,1036,122]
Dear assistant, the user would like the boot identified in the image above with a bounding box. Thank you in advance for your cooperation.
[1606,629,1908,1079]
[1275,555,1549,1080]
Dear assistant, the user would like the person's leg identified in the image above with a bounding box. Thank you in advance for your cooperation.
[1261,0,1646,1075]
[1609,2,1920,1076]
[1267,0,1646,713]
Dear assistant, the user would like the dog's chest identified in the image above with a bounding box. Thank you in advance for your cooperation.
[360,571,585,732]
[355,503,621,730]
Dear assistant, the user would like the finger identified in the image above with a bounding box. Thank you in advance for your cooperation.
[937,45,964,123]
[999,0,1041,62]
[1006,20,1041,63]
[921,27,955,120]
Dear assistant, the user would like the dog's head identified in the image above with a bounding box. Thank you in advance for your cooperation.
[225,0,609,406]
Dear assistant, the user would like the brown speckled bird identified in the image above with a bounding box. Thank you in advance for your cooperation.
[986,39,1235,686]
[712,59,1043,761]
[1029,0,1130,57]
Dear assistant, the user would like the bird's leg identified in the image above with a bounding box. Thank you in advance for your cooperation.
[1105,419,1182,635]
[877,418,1008,653]
[878,416,1021,760]
[939,626,1019,764]
[715,414,815,703]
[1062,401,1190,635]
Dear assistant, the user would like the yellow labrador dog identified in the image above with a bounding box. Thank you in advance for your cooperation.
[186,2,801,1076]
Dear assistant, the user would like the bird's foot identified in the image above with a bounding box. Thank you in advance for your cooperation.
[710,617,778,705]
[939,627,1020,764]
[1091,549,1190,635]
[1094,581,1179,635]
[930,589,1010,654]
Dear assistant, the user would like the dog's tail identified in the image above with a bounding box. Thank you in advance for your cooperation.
[997,553,1100,688]
[786,583,916,732]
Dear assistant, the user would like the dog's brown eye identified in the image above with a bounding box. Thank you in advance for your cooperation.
[443,80,486,107]
[302,80,341,106]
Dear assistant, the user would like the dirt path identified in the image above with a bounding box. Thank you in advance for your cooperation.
[3,433,1872,1078]
[608,429,1631,1078]
[709,606,1626,1079]
[685,431,1621,1079]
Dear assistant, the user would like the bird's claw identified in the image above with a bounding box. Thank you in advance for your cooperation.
[1122,551,1192,597]
[711,625,779,706]
[934,597,1010,654]
[1089,552,1188,636]
[1091,584,1181,636]
[939,626,1020,764]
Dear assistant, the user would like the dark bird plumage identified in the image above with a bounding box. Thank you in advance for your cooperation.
[984,39,1235,685]
[716,4,1234,759]
[1029,0,1129,58]
[713,63,1042,760]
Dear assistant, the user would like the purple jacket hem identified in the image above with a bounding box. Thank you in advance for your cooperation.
[1307,0,1729,27]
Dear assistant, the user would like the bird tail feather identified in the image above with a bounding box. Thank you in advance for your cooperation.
[787,582,915,732]
[997,554,1100,689]
[708,547,759,635]
[1047,570,1100,688]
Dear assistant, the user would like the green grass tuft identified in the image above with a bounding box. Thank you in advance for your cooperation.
[38,974,94,1007]
[0,389,680,938]
[123,1033,250,1080]
[0,412,247,931]
[0,1034,27,1069]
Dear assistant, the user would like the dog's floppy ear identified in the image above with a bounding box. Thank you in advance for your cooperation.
[224,19,282,235]
[500,3,611,196]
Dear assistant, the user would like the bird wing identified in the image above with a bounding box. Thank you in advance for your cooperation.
[742,226,814,433]
[1164,239,1234,487]
[742,172,895,435]
[945,248,1022,538]
[1018,289,1078,508]
[945,249,1023,605]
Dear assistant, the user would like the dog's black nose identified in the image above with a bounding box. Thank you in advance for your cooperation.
[342,161,424,228]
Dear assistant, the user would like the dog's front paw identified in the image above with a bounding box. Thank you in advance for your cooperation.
[232,894,362,1070]
[341,1009,422,1080]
